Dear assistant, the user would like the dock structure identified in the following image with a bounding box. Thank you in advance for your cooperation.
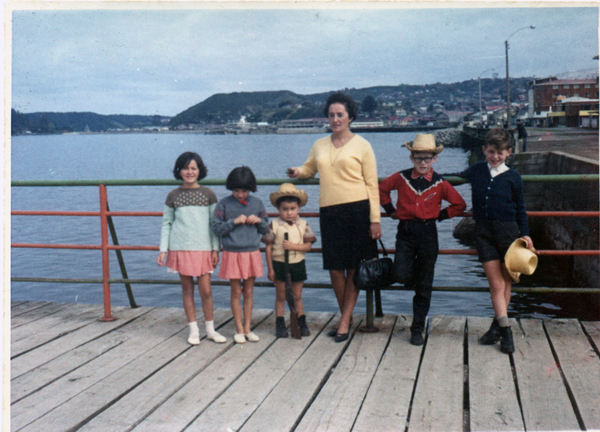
[10,301,600,432]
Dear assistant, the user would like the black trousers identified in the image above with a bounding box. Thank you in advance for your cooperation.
[394,219,439,333]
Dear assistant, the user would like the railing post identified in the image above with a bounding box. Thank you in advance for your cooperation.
[99,184,115,321]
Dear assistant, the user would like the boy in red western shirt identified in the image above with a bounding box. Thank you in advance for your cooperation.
[379,134,466,346]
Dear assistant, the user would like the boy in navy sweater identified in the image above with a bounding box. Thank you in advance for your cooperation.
[450,128,534,354]
[379,134,466,346]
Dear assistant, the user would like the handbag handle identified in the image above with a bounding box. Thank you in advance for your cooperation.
[378,238,389,257]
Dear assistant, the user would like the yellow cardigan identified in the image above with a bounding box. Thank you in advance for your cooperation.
[298,134,380,223]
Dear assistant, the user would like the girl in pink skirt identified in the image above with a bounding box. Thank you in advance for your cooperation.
[212,166,270,344]
[157,152,226,346]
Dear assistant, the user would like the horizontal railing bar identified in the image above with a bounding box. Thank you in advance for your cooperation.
[10,174,600,187]
[11,210,600,218]
[10,242,600,256]
[10,277,600,294]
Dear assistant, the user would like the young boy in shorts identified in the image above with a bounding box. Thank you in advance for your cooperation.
[379,134,466,346]
[264,183,317,338]
[451,127,534,354]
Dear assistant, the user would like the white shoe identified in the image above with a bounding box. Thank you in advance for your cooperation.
[234,333,246,344]
[188,334,200,346]
[207,332,227,344]
[245,332,260,342]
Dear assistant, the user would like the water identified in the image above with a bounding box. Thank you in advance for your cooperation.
[9,132,554,318]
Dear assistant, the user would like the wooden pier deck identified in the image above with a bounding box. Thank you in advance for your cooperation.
[10,301,600,432]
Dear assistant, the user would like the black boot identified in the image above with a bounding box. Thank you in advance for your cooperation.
[499,326,515,354]
[275,316,288,338]
[298,315,311,337]
[479,318,501,345]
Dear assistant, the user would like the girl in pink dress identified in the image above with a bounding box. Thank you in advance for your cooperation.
[212,166,270,344]
[157,152,226,346]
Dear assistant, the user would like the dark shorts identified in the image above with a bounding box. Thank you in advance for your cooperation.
[273,260,307,282]
[319,200,377,270]
[475,220,520,263]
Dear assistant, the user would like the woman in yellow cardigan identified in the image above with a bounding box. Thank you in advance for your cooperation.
[288,92,381,342]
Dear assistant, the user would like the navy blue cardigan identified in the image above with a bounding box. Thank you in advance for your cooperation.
[452,162,529,236]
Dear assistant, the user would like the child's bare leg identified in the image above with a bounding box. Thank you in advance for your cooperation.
[180,275,197,323]
[482,260,510,318]
[292,281,305,316]
[242,278,255,334]
[274,281,286,317]
[230,279,244,334]
[501,264,513,307]
[197,273,214,322]
[337,269,358,335]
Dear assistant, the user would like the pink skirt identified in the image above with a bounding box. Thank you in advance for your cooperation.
[219,250,264,280]
[165,251,214,277]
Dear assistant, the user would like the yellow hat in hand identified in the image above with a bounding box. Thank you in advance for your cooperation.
[505,238,538,283]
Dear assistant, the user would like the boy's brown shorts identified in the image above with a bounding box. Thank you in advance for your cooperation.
[273,260,307,282]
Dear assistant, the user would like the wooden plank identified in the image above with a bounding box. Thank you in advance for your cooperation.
[352,315,422,432]
[11,304,107,357]
[185,312,336,432]
[11,302,70,329]
[11,301,49,316]
[76,309,260,432]
[11,303,101,343]
[131,310,279,432]
[582,321,600,352]
[16,308,232,432]
[11,307,188,430]
[409,315,466,432]
[514,319,580,431]
[544,319,600,430]
[232,316,364,432]
[295,315,397,432]
[467,317,524,431]
[11,306,153,379]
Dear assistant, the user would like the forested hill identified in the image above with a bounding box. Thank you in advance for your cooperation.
[11,110,169,135]
[168,77,532,127]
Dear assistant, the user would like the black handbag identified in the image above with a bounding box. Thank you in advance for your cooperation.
[354,239,396,290]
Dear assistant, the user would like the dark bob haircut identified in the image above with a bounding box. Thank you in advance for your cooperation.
[323,92,357,121]
[226,166,257,192]
[173,152,208,181]
[276,196,301,208]
[485,127,513,151]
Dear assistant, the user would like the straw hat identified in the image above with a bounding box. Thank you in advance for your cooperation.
[504,238,538,283]
[405,133,444,154]
[269,183,308,207]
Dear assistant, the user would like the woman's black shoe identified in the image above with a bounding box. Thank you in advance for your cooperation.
[410,331,424,346]
[499,326,515,354]
[334,333,349,343]
[298,315,311,337]
[479,319,501,345]
[327,328,337,337]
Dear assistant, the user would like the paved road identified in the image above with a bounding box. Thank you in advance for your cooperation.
[524,128,598,161]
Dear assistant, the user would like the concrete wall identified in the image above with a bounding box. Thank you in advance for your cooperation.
[509,151,599,289]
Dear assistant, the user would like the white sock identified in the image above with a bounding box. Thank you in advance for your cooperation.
[205,320,226,343]
[188,321,200,345]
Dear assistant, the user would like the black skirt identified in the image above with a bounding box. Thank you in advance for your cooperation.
[319,200,378,270]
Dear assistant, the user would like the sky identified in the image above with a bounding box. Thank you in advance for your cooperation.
[9,3,600,117]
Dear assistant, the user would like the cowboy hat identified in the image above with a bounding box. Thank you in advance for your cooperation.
[505,238,538,283]
[405,133,444,154]
[270,183,308,207]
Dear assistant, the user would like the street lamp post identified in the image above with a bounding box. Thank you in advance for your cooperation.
[479,68,495,124]
[505,25,535,129]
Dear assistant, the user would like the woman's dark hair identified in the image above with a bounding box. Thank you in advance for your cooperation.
[173,152,208,181]
[323,92,357,121]
[226,166,257,192]
[485,127,513,151]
